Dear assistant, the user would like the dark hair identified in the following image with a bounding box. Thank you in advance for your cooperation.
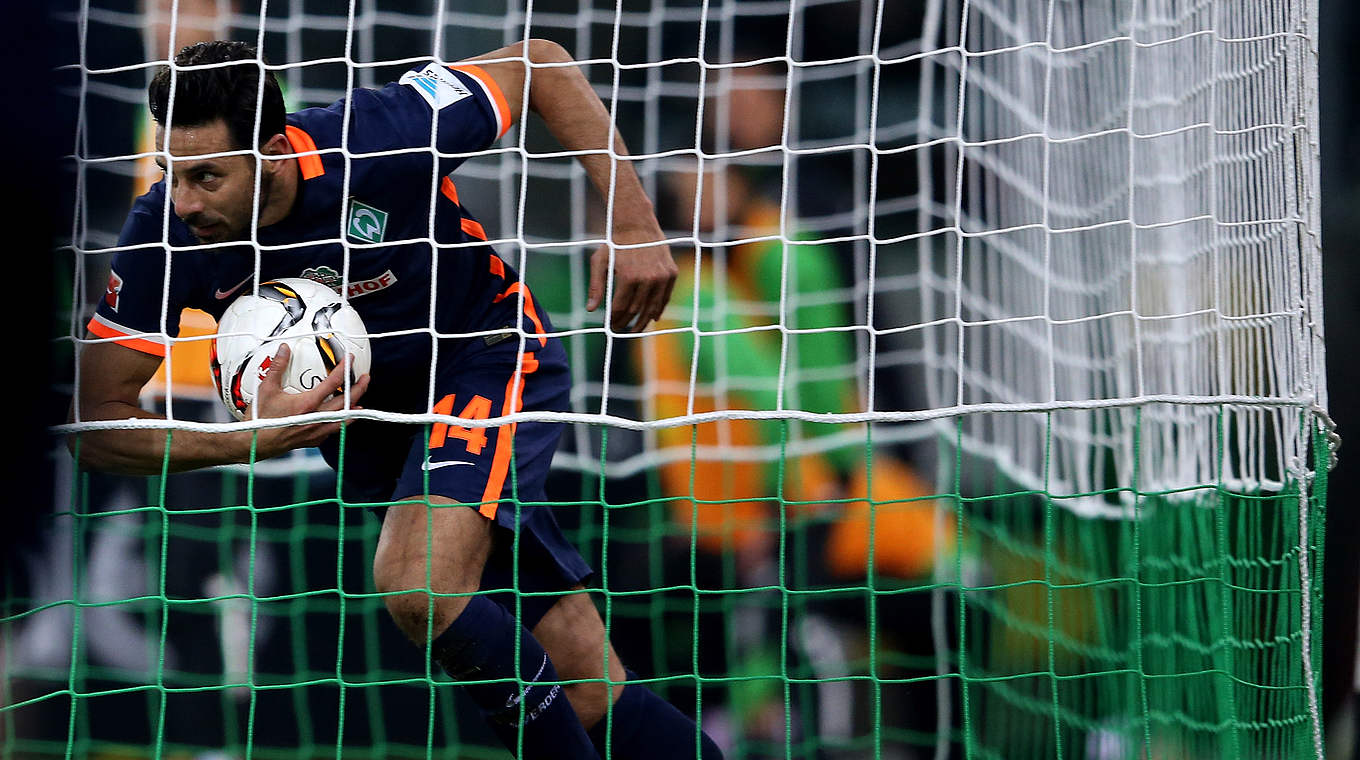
[148,41,285,150]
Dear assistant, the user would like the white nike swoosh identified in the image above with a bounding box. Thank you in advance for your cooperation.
[421,460,475,471]
[215,275,255,300]
[504,655,549,709]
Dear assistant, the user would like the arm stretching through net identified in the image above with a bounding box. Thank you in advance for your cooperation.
[459,40,676,332]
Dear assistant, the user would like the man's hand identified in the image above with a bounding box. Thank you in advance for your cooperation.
[69,339,370,475]
[463,41,677,332]
[249,343,370,458]
[587,229,677,333]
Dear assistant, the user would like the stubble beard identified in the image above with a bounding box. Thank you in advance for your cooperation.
[208,168,274,244]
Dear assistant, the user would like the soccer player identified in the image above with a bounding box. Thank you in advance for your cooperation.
[70,40,719,759]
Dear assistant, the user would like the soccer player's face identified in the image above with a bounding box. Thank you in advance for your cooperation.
[155,120,268,244]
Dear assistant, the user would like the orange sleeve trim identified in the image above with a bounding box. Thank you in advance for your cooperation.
[87,318,168,358]
[480,352,540,514]
[285,125,326,180]
[450,64,512,139]
[489,254,505,278]
[461,217,487,240]
[440,176,460,205]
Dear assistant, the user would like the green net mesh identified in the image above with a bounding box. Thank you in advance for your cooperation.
[946,417,1328,760]
[5,412,1326,759]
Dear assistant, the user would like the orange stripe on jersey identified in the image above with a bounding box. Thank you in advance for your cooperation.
[450,64,512,139]
[285,125,325,180]
[492,282,548,346]
[489,254,505,279]
[440,176,460,205]
[461,217,487,240]
[479,351,540,515]
[87,317,168,358]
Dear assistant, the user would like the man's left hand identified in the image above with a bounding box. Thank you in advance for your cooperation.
[586,228,677,333]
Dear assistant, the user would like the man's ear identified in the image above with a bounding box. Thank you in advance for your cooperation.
[261,132,291,159]
[259,132,294,180]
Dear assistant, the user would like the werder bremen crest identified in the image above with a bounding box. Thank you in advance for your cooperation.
[347,198,388,243]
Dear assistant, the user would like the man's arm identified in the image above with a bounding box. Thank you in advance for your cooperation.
[69,340,368,476]
[459,40,676,333]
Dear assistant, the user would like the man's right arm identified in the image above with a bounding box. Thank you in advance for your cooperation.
[69,339,367,475]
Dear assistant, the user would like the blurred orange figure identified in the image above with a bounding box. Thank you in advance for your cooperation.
[639,64,949,582]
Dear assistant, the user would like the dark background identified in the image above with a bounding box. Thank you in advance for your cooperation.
[1,8,70,577]
[1318,1,1360,752]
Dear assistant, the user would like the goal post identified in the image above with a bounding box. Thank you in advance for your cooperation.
[13,0,1330,759]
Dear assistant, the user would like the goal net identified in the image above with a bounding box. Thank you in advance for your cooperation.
[11,0,1329,759]
[915,2,1329,758]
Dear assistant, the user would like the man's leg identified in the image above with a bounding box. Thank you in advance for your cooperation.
[372,496,598,759]
[532,587,723,759]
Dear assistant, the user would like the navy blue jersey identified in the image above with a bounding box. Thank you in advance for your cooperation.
[89,62,553,414]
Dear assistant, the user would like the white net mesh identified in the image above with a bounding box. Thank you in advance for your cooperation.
[64,1,1326,477]
[67,0,938,477]
[916,0,1326,510]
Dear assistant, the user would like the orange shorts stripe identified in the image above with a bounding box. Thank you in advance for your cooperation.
[489,254,505,278]
[86,318,167,357]
[479,352,540,516]
[440,176,459,205]
[461,217,487,240]
[450,64,513,139]
[491,282,548,346]
[285,125,325,180]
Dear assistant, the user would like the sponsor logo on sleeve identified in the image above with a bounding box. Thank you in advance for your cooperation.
[104,271,124,312]
[399,63,473,110]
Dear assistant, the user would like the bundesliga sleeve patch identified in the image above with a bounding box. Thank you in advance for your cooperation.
[104,271,124,312]
[400,63,474,110]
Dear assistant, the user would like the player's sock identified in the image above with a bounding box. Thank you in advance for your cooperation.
[430,595,599,759]
[587,669,723,760]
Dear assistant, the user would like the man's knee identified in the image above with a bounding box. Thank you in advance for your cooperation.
[371,498,495,643]
[375,577,469,644]
[563,678,625,728]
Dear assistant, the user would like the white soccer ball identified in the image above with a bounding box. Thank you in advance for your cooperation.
[210,278,372,421]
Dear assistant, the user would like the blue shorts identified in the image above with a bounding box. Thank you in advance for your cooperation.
[320,335,592,625]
